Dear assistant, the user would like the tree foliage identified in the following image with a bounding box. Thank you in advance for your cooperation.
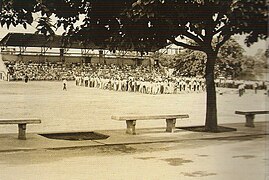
[237,49,269,80]
[254,48,268,68]
[174,50,206,77]
[1,0,267,50]
[158,38,244,78]
[216,38,244,78]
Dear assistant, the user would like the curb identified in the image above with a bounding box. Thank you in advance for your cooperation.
[1,133,268,153]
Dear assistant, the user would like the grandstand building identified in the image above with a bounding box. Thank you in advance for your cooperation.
[0,33,179,67]
[0,53,8,81]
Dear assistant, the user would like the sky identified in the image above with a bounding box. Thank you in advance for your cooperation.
[0,24,267,56]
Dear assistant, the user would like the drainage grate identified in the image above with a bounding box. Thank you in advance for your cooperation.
[39,132,109,141]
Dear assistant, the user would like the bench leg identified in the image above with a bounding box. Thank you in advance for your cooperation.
[18,124,27,140]
[126,120,136,135]
[245,114,255,127]
[166,118,176,133]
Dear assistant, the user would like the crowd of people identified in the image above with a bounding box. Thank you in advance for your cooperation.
[4,61,206,94]
[76,75,205,94]
[5,61,76,81]
[214,78,267,90]
[72,63,205,94]
[4,61,268,96]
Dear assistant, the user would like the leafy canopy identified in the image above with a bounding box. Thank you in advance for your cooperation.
[160,38,244,77]
[0,0,267,52]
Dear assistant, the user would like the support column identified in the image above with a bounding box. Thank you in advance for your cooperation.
[126,120,136,135]
[166,118,176,133]
[245,114,255,127]
[18,124,27,140]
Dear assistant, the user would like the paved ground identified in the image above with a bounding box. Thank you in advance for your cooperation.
[0,121,268,152]
[0,122,268,180]
[0,81,268,179]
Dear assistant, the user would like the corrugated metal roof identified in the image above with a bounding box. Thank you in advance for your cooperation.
[0,33,165,52]
[0,33,103,49]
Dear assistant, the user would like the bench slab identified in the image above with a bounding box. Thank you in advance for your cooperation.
[112,114,189,134]
[235,111,269,115]
[111,114,189,121]
[235,111,269,127]
[0,118,41,140]
[0,119,41,124]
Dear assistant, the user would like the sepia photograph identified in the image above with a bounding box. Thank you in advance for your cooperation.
[0,0,268,179]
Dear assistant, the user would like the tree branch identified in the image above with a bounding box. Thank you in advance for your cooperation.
[168,38,203,51]
[214,24,226,35]
[213,22,231,36]
[215,34,231,51]
[182,30,204,45]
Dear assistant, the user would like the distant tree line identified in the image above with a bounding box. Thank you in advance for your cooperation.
[158,38,268,80]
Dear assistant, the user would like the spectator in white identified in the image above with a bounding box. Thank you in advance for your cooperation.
[63,79,67,90]
[238,83,245,97]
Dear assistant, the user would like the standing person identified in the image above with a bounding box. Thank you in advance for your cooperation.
[238,83,245,97]
[266,82,269,97]
[75,76,80,86]
[63,79,67,91]
[24,74,29,83]
[238,84,242,97]
[84,75,89,87]
[253,82,258,94]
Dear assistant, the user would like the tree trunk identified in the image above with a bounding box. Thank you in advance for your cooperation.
[205,50,218,132]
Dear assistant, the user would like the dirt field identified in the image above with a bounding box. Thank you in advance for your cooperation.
[0,81,268,133]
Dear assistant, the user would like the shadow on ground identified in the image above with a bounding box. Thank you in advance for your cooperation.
[178,126,237,133]
[39,132,109,141]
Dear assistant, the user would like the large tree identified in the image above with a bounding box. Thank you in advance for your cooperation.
[1,0,267,131]
[169,38,244,78]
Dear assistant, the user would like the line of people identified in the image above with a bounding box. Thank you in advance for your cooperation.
[76,75,205,95]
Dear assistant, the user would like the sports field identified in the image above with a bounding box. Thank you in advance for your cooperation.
[0,81,268,134]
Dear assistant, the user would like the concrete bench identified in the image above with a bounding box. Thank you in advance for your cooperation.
[0,118,41,140]
[235,111,269,127]
[112,114,189,135]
